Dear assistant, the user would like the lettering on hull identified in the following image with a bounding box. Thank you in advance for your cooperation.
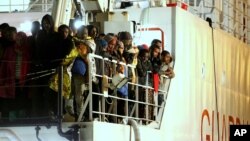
[201,109,249,141]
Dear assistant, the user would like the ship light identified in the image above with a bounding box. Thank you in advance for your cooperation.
[74,20,84,29]
[19,21,32,34]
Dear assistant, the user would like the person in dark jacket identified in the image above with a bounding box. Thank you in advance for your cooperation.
[147,43,162,120]
[137,45,152,119]
[31,14,59,117]
[0,31,31,120]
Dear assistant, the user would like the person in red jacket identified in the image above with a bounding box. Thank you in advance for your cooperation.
[0,30,31,120]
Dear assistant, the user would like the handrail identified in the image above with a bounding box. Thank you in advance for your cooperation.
[0,0,53,13]
[172,0,250,44]
[73,53,170,126]
[127,119,141,141]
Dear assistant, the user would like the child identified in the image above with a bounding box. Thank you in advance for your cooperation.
[158,50,174,110]
[160,50,174,78]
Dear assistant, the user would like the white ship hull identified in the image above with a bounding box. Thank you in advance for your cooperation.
[0,6,249,141]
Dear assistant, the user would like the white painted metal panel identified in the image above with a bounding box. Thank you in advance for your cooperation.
[160,7,250,141]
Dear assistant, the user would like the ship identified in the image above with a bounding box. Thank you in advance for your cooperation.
[0,0,249,141]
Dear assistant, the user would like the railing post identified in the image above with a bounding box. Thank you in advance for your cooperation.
[101,58,106,121]
[57,65,80,141]
[57,65,63,121]
[23,0,24,11]
[135,77,139,119]
[45,0,48,11]
[113,61,117,122]
[9,0,11,13]
[88,54,93,121]
[154,91,158,120]
[113,89,117,123]
[145,71,149,123]
[42,0,44,12]
[125,66,129,117]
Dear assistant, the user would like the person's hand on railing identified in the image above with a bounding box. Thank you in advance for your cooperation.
[166,67,175,78]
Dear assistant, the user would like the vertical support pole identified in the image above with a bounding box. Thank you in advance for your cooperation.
[113,90,117,123]
[135,77,139,119]
[153,91,158,121]
[58,65,63,120]
[113,61,117,123]
[125,66,129,117]
[88,55,93,121]
[9,0,11,13]
[23,0,25,11]
[101,59,105,121]
[145,71,149,123]
[45,0,48,11]
[42,0,44,12]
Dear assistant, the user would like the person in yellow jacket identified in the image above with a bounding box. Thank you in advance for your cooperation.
[49,25,79,99]
[49,25,78,120]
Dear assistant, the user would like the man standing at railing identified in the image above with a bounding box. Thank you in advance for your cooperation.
[149,42,162,120]
[137,44,152,120]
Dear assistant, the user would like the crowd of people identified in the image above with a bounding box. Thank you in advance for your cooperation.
[0,14,174,123]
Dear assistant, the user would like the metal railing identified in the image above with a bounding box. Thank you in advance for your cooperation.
[0,0,53,13]
[67,53,171,128]
[172,0,250,44]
